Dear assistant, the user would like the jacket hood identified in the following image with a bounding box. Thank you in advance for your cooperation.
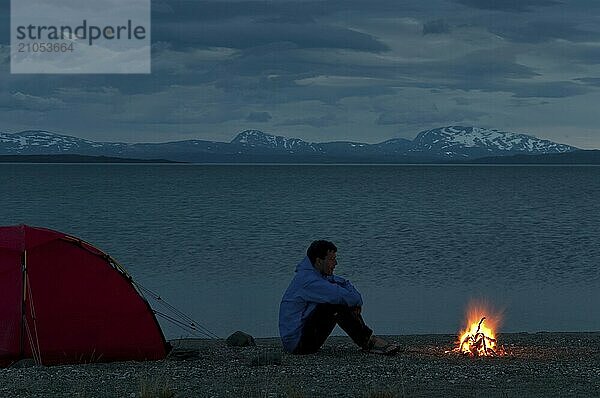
[295,256,316,273]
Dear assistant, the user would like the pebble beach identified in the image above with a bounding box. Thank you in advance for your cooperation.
[1,332,599,397]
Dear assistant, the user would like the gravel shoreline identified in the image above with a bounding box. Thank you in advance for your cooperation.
[1,332,599,397]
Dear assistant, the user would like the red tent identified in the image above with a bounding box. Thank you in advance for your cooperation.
[0,225,169,367]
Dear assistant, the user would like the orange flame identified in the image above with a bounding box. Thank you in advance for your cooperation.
[454,300,504,357]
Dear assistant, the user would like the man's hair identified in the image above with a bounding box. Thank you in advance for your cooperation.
[307,240,337,265]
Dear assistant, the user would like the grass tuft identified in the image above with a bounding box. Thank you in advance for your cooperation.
[139,377,176,398]
[283,384,305,398]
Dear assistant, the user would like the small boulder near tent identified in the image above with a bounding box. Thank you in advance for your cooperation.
[0,225,169,367]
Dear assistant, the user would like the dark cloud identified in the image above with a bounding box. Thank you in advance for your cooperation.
[400,49,539,94]
[151,1,438,23]
[204,46,401,103]
[152,0,325,23]
[455,0,560,12]
[256,14,318,24]
[277,114,340,127]
[488,20,600,43]
[4,0,429,48]
[114,104,246,125]
[376,108,485,126]
[376,112,408,125]
[214,74,397,105]
[246,111,272,122]
[574,78,600,87]
[444,49,537,80]
[12,92,65,111]
[211,48,398,82]
[0,2,7,44]
[0,45,9,65]
[0,92,65,111]
[283,85,397,105]
[453,97,471,106]
[384,49,589,99]
[153,21,389,52]
[543,43,600,65]
[509,81,590,98]
[423,19,450,35]
[0,21,7,45]
[1,74,169,97]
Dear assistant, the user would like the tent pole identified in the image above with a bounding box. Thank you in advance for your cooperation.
[19,250,27,359]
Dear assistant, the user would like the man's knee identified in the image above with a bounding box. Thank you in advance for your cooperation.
[316,303,352,314]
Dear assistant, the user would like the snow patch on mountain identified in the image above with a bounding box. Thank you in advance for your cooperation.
[413,126,576,157]
[0,130,128,154]
[231,130,317,152]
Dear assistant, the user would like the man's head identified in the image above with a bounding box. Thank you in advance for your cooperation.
[307,240,337,276]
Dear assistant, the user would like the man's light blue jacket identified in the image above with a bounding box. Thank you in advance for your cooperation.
[278,256,363,352]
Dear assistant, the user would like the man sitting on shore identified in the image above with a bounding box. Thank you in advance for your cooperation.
[279,240,400,355]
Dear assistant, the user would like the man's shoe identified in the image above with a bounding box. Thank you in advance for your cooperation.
[363,335,401,356]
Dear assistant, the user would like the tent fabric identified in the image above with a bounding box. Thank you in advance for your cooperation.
[0,225,64,252]
[0,225,168,367]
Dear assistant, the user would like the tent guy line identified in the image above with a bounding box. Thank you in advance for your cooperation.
[134,283,221,339]
[64,231,220,339]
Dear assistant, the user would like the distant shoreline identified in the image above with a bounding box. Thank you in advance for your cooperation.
[0,154,179,163]
[3,151,600,165]
[2,161,600,166]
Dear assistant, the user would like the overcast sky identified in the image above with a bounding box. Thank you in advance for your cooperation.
[2,0,600,148]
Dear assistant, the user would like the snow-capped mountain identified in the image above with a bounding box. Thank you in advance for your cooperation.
[0,130,128,154]
[228,127,578,159]
[230,129,317,153]
[228,130,422,159]
[0,127,581,162]
[412,126,577,158]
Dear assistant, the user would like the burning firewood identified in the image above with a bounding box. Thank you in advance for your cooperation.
[448,313,506,357]
[457,317,496,356]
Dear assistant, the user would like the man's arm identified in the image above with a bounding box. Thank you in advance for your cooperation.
[301,277,363,307]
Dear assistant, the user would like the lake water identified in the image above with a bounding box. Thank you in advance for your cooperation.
[1,164,599,339]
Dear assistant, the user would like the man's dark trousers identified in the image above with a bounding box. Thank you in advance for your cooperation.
[293,303,373,354]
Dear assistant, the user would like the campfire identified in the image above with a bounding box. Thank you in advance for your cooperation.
[448,302,506,357]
